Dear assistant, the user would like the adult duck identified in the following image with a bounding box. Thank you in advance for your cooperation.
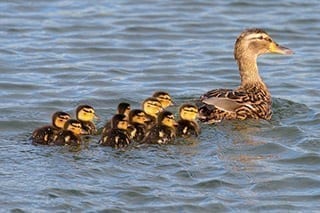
[198,28,293,123]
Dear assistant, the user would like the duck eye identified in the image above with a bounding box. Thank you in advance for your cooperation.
[258,36,263,40]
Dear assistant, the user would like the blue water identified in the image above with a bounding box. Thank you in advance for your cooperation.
[1,0,320,212]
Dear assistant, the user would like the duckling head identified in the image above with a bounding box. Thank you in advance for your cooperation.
[129,109,150,125]
[52,111,71,129]
[157,110,178,128]
[142,97,163,117]
[64,119,83,135]
[76,105,98,122]
[234,28,293,61]
[152,91,174,109]
[179,104,198,121]
[111,114,128,130]
[117,102,131,118]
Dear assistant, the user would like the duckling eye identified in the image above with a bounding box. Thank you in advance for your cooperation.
[72,123,81,128]
[258,36,264,40]
[163,96,171,100]
[83,108,94,114]
[167,115,174,119]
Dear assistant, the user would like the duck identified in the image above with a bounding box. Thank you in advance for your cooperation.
[141,97,163,130]
[127,109,150,142]
[53,119,84,146]
[101,102,131,136]
[142,110,178,145]
[99,114,131,148]
[152,91,174,109]
[76,104,98,135]
[31,111,71,145]
[176,104,200,138]
[197,28,293,124]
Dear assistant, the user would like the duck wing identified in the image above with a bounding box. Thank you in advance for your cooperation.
[200,89,248,112]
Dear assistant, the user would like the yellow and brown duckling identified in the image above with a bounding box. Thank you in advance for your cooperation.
[142,110,178,145]
[101,102,130,136]
[76,104,98,135]
[142,97,163,130]
[99,114,131,148]
[176,104,200,138]
[152,91,174,109]
[198,28,293,124]
[127,109,150,142]
[31,111,71,145]
[53,119,84,146]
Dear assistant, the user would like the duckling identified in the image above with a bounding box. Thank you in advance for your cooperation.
[142,110,178,145]
[141,97,163,130]
[176,104,200,138]
[53,119,84,146]
[101,102,130,136]
[31,111,71,145]
[100,114,131,148]
[198,28,293,124]
[76,104,98,135]
[152,91,174,109]
[127,109,150,142]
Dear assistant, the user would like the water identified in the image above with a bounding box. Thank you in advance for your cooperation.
[1,0,320,212]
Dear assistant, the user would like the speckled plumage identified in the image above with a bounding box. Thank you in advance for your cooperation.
[142,110,177,145]
[53,119,83,146]
[176,104,200,138]
[100,114,131,148]
[31,111,71,145]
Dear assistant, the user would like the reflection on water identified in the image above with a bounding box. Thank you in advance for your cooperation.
[1,0,320,212]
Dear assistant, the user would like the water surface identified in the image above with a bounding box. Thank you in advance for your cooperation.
[1,0,320,212]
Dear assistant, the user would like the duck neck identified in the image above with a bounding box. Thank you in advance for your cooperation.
[237,55,265,88]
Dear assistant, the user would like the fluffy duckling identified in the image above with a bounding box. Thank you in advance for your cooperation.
[142,110,178,145]
[152,91,174,109]
[142,97,163,129]
[31,111,71,145]
[100,114,131,148]
[176,104,200,138]
[198,28,293,124]
[101,102,131,136]
[127,109,150,142]
[53,119,84,146]
[76,104,98,135]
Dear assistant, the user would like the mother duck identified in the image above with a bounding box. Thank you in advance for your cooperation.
[198,28,293,123]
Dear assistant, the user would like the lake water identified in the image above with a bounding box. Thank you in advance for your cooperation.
[1,0,320,212]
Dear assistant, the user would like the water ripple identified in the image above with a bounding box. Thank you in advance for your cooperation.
[1,0,320,212]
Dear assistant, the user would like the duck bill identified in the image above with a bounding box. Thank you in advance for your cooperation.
[94,114,99,121]
[173,121,179,127]
[80,129,88,135]
[270,42,293,55]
